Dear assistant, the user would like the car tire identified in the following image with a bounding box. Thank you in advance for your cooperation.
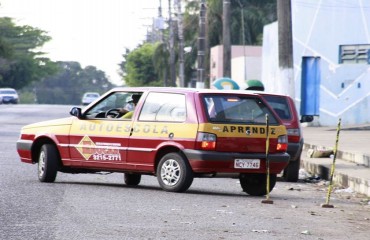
[283,157,301,182]
[124,173,141,186]
[38,144,59,182]
[239,173,276,196]
[156,152,193,192]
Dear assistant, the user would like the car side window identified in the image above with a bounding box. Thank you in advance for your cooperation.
[139,92,186,122]
[84,92,134,118]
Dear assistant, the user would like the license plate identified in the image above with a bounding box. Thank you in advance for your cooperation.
[234,159,260,169]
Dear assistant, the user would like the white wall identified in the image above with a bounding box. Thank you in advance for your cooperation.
[262,0,370,126]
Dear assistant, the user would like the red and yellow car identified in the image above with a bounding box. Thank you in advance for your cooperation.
[17,87,290,196]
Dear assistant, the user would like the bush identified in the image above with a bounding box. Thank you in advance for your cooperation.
[19,90,37,104]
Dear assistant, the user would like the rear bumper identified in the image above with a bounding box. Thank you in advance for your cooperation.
[287,139,303,161]
[183,149,290,174]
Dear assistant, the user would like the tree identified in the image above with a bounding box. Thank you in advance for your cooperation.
[153,42,169,86]
[206,0,277,46]
[30,61,113,105]
[124,43,162,87]
[118,1,277,88]
[0,17,57,89]
[182,0,277,86]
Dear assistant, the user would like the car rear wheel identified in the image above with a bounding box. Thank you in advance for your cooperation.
[157,152,193,192]
[283,157,301,182]
[38,144,59,182]
[239,173,276,196]
[124,173,141,186]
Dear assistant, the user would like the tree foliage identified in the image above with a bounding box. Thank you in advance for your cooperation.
[119,0,277,87]
[28,61,114,105]
[0,17,57,89]
[124,43,162,87]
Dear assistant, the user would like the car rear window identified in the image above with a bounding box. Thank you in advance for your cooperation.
[262,95,292,120]
[202,95,279,124]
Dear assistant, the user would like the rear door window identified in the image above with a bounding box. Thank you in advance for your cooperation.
[139,92,186,122]
[203,95,278,124]
[262,95,292,120]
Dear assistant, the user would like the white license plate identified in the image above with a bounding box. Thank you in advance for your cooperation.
[234,159,260,169]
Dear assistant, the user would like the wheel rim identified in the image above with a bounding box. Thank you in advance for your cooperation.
[160,159,181,186]
[38,151,46,178]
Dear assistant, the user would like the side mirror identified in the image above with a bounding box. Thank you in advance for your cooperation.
[300,115,314,123]
[69,107,83,119]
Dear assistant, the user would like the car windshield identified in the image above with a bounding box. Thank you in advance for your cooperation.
[0,90,16,94]
[85,93,99,98]
[202,95,278,124]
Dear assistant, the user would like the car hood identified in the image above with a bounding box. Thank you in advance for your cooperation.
[21,117,74,130]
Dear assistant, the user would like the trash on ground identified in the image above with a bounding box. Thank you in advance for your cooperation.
[252,229,269,233]
[287,186,302,191]
[307,147,333,158]
[335,187,354,193]
[299,169,322,182]
[299,168,311,179]
[301,230,311,235]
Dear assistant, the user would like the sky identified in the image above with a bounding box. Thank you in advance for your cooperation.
[0,0,168,86]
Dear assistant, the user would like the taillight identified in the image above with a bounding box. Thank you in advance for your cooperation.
[287,128,300,143]
[277,135,288,152]
[196,132,217,150]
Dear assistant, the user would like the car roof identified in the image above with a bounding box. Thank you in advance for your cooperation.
[0,88,17,91]
[111,87,261,96]
[243,90,294,99]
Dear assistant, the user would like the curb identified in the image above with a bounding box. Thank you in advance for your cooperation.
[301,152,370,197]
[303,143,370,168]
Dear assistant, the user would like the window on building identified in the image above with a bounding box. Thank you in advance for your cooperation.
[339,44,370,64]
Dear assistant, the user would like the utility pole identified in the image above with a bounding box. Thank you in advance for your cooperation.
[168,0,176,87]
[196,0,206,88]
[175,0,185,87]
[223,0,231,78]
[158,0,168,87]
[237,0,247,82]
[277,0,294,98]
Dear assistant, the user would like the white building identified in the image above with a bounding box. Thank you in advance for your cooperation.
[262,0,370,126]
[210,45,262,90]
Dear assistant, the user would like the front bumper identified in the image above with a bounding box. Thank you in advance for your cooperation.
[2,97,18,104]
[16,139,33,163]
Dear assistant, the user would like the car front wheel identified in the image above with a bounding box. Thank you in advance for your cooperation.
[239,173,276,196]
[156,152,193,192]
[38,144,59,182]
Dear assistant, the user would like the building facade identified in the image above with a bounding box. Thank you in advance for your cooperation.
[262,0,370,126]
[210,45,262,90]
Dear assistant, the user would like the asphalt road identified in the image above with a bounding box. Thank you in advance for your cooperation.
[0,104,369,240]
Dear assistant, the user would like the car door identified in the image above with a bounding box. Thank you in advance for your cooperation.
[68,91,139,170]
[126,92,197,172]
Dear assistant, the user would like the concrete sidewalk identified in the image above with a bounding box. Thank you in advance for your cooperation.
[300,124,370,197]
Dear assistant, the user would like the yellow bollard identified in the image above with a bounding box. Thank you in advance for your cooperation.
[321,118,341,208]
[262,114,273,204]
